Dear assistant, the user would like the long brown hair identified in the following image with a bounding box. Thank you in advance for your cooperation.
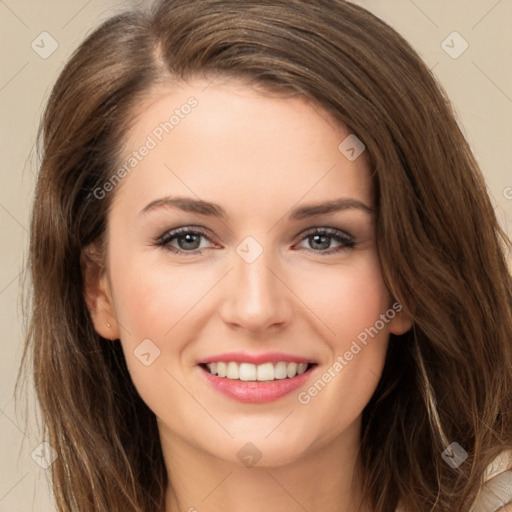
[18,1,512,511]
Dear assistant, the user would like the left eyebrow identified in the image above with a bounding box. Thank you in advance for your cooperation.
[288,197,376,220]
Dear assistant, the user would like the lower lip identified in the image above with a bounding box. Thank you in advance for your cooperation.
[199,364,316,403]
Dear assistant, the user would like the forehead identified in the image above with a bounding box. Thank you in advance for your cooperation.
[111,78,373,216]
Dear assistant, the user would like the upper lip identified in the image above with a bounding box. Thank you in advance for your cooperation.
[197,351,316,365]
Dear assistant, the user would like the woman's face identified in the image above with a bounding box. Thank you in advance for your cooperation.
[86,78,411,467]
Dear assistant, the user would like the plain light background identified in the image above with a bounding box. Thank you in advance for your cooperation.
[1,0,511,510]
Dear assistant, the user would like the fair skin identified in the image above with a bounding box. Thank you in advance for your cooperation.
[84,77,412,512]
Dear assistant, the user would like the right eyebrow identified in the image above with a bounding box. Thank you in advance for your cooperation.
[140,196,228,219]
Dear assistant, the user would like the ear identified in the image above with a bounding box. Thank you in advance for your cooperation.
[81,244,121,340]
[388,301,413,335]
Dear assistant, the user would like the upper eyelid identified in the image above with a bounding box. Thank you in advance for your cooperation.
[299,226,353,239]
[158,226,212,244]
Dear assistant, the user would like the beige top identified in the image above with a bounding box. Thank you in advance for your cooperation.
[395,450,512,512]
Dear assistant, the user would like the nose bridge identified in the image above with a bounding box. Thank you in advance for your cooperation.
[220,241,291,332]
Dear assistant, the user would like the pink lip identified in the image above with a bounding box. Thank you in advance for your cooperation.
[197,351,315,365]
[198,363,317,404]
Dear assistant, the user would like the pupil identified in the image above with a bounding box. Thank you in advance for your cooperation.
[179,233,200,250]
[311,234,329,250]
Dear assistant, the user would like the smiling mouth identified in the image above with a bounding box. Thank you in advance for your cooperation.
[199,361,317,381]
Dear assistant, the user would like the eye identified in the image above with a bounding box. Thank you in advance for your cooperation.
[155,226,356,256]
[156,226,215,255]
[295,227,356,255]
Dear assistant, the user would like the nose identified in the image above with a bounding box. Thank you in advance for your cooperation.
[219,246,293,335]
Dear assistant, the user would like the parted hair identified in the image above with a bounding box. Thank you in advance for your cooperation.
[18,0,512,511]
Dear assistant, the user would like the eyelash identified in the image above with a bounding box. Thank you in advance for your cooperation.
[155,226,356,256]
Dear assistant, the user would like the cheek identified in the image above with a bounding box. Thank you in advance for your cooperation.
[289,257,391,445]
[293,252,391,344]
[109,254,204,340]
[106,250,221,402]
[107,256,192,414]
[291,252,390,400]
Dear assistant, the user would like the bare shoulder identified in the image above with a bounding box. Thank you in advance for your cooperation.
[470,449,512,512]
[397,451,512,512]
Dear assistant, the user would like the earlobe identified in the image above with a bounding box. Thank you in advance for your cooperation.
[389,310,413,335]
[81,244,120,340]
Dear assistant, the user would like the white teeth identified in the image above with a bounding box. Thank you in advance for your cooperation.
[205,361,311,381]
[257,362,274,381]
[297,363,308,375]
[226,361,239,379]
[239,362,256,381]
[286,362,297,378]
[216,361,226,377]
[274,361,288,379]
